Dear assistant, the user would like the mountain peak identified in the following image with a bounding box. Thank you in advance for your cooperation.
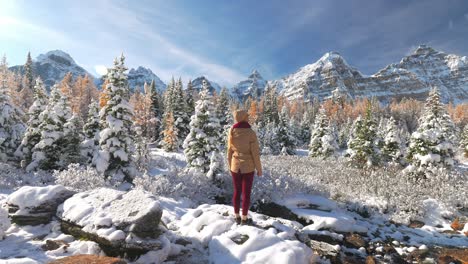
[248,69,263,80]
[413,44,436,55]
[37,50,75,65]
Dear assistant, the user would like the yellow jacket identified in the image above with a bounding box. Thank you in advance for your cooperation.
[227,110,262,174]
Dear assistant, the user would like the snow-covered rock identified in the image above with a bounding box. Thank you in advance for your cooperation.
[178,204,314,264]
[231,69,267,100]
[0,206,10,239]
[57,188,166,258]
[10,50,94,89]
[274,45,468,103]
[6,185,75,225]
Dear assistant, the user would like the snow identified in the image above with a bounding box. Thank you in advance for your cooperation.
[6,185,68,215]
[57,188,161,242]
[209,226,313,264]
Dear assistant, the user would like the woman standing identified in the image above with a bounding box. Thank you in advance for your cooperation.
[227,110,262,225]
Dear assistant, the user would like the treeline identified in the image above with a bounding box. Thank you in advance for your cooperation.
[0,53,467,182]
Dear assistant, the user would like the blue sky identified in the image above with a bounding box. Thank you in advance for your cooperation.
[1,0,468,86]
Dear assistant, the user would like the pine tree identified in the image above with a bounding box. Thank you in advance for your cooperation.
[81,100,100,164]
[161,111,178,152]
[19,52,34,110]
[172,78,190,141]
[0,68,25,161]
[185,79,196,115]
[406,88,456,175]
[381,116,404,164]
[460,124,468,158]
[15,78,48,166]
[27,84,72,171]
[148,80,162,140]
[216,87,231,147]
[299,110,312,146]
[277,106,295,155]
[346,104,381,167]
[134,124,150,171]
[309,108,338,158]
[61,114,83,166]
[262,84,279,124]
[183,80,222,174]
[94,54,135,182]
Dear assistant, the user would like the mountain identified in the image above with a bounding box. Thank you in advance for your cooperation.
[273,45,468,103]
[10,50,94,88]
[231,70,267,100]
[127,66,166,92]
[190,76,222,93]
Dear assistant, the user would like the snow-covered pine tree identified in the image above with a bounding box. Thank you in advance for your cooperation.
[81,100,100,164]
[172,78,190,141]
[161,111,178,152]
[27,84,72,171]
[299,110,312,146]
[460,124,468,158]
[262,84,279,124]
[0,71,25,161]
[183,80,222,175]
[15,78,48,166]
[216,87,231,147]
[260,122,280,155]
[346,104,381,167]
[406,88,456,175]
[94,54,135,182]
[61,114,83,166]
[381,116,404,164]
[185,79,196,116]
[148,80,162,140]
[19,52,34,110]
[134,124,150,172]
[277,106,295,155]
[309,108,338,158]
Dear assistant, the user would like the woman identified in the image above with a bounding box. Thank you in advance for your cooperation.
[227,109,262,225]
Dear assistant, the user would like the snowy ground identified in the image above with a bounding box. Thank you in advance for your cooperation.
[0,149,467,263]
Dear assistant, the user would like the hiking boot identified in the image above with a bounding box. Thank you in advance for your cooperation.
[241,218,253,226]
[234,216,241,225]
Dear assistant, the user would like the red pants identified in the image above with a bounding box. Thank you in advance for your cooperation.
[231,170,255,216]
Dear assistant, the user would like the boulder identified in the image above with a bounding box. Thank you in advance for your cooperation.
[56,188,164,259]
[48,254,127,264]
[6,185,75,225]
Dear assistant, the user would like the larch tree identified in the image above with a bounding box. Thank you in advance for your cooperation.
[406,88,456,176]
[73,74,99,119]
[15,78,48,167]
[160,111,178,152]
[309,108,338,158]
[0,65,25,161]
[94,54,136,183]
[183,80,223,175]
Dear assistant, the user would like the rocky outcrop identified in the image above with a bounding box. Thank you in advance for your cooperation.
[274,45,468,103]
[56,188,165,259]
[6,185,75,226]
[190,76,222,94]
[127,66,166,92]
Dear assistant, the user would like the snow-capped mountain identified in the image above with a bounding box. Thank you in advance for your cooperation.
[231,70,268,100]
[10,50,93,88]
[274,45,468,103]
[127,66,166,92]
[191,76,222,93]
